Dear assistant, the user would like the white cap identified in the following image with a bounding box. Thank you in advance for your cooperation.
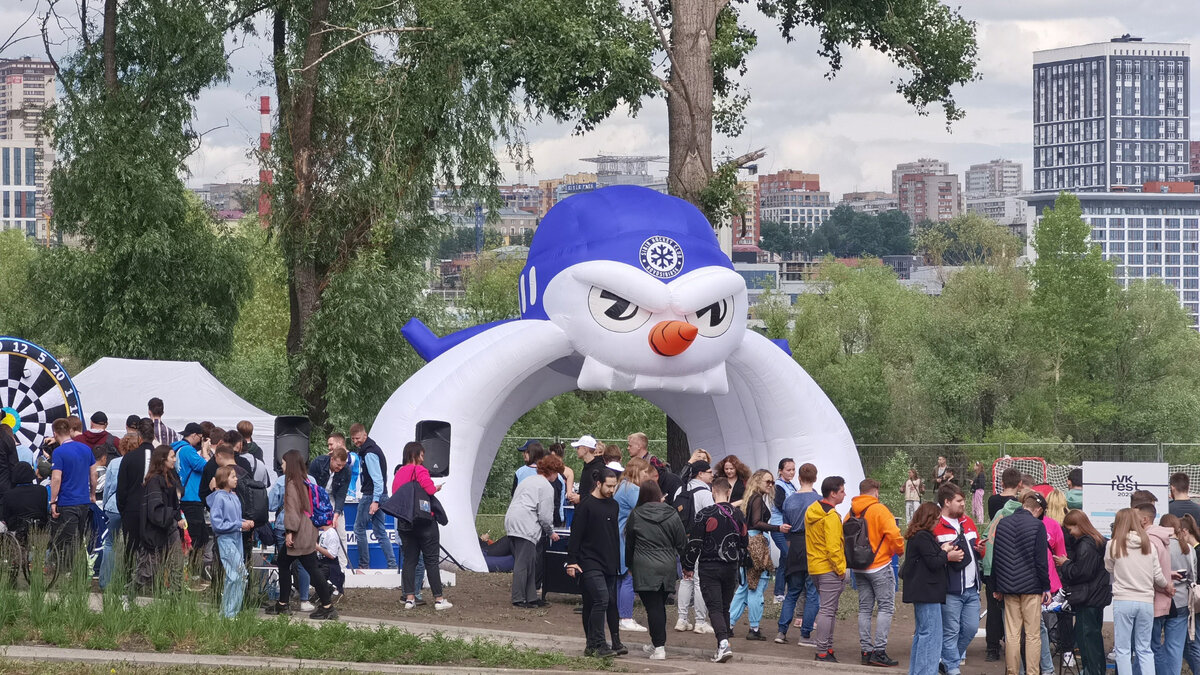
[570,434,597,449]
[605,461,624,472]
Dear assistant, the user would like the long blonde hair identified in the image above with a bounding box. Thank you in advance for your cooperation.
[741,469,774,516]
[1045,489,1067,524]
[620,458,650,488]
[1111,508,1151,558]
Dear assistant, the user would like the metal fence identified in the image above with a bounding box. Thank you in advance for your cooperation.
[481,437,1200,519]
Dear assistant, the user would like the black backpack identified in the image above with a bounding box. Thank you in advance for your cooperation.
[844,502,881,570]
[674,484,707,527]
[236,464,269,526]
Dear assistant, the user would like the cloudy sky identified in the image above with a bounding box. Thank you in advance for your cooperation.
[4,0,1198,199]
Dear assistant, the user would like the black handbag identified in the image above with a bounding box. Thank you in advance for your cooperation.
[380,470,433,527]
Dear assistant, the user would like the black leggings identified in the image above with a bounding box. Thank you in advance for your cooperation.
[277,549,331,607]
[400,523,443,597]
[638,589,669,648]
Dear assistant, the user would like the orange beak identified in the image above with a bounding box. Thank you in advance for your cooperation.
[648,320,698,357]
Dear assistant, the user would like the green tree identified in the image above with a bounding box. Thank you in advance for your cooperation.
[805,206,914,257]
[37,0,249,367]
[0,231,39,340]
[461,255,524,325]
[261,0,659,428]
[916,212,1022,267]
[759,219,799,258]
[1027,193,1120,440]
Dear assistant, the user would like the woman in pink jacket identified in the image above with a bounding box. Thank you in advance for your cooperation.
[391,441,451,611]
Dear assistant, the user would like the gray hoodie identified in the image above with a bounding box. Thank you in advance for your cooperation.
[505,474,556,543]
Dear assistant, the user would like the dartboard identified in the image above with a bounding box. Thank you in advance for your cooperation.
[0,337,82,458]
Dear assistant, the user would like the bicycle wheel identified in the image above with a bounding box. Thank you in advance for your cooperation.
[0,532,22,587]
[23,541,62,589]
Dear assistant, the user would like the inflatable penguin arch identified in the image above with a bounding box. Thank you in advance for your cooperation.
[374,185,863,571]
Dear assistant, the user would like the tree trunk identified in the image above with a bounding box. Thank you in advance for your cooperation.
[664,0,717,207]
[102,0,117,92]
[276,0,333,428]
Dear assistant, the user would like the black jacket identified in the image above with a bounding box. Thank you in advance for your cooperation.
[0,428,19,505]
[901,529,949,604]
[683,502,748,571]
[309,454,350,513]
[746,494,782,533]
[117,443,153,518]
[1058,534,1112,608]
[658,470,683,508]
[567,493,619,574]
[1,463,47,535]
[992,508,1051,595]
[199,455,253,506]
[578,457,606,501]
[141,473,181,551]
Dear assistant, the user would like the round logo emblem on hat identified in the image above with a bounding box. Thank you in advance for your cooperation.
[639,236,685,279]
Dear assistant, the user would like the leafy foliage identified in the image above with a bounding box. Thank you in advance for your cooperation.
[916,212,1023,266]
[804,206,914,258]
[0,231,38,340]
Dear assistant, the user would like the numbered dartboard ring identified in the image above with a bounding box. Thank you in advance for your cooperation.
[0,337,82,459]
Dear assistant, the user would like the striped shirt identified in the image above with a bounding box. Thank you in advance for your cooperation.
[151,419,178,446]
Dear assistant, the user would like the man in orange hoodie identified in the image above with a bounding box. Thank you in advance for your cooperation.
[845,478,905,667]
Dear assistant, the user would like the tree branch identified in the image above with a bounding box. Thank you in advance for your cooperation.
[295,25,432,72]
[225,0,278,30]
[1,5,41,55]
[727,147,765,168]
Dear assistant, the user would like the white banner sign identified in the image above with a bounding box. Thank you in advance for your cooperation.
[1082,461,1169,533]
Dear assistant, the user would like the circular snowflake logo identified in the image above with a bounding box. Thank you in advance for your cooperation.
[638,236,685,279]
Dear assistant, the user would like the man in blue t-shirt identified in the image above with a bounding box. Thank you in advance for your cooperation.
[48,418,97,567]
[775,462,822,645]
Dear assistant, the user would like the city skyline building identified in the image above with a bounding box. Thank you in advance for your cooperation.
[898,173,962,224]
[758,169,830,235]
[1032,36,1190,193]
[0,56,55,242]
[891,158,949,194]
[965,159,1024,197]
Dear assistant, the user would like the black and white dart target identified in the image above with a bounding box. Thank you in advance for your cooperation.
[0,337,82,457]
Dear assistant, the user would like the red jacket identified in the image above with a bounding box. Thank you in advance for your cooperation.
[933,514,983,595]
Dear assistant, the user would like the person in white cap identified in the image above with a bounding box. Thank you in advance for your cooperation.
[569,435,605,503]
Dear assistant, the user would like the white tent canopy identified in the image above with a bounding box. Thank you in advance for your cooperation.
[73,357,278,469]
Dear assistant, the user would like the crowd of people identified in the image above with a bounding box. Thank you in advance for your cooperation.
[0,397,454,619]
[510,436,1200,675]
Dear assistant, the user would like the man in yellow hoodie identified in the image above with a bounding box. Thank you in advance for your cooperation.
[806,475,847,663]
[845,478,905,667]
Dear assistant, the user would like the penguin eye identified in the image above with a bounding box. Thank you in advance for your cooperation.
[588,286,652,333]
[685,296,735,338]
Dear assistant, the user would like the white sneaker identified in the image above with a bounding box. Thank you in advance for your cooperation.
[299,601,315,612]
[1062,653,1074,667]
[674,619,693,632]
[694,621,715,634]
[404,599,415,610]
[773,594,785,604]
[642,644,655,654]
[619,618,648,632]
[712,639,733,663]
[435,599,453,610]
[650,646,666,660]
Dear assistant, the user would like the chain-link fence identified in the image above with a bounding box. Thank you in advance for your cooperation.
[480,438,1200,526]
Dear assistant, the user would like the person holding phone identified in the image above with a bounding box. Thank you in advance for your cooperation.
[1150,514,1195,675]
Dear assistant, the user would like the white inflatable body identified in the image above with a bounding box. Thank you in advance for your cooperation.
[372,186,863,572]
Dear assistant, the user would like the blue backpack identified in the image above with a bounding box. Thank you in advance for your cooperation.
[306,481,334,527]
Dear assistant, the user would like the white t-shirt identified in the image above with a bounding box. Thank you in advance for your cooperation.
[319,527,346,568]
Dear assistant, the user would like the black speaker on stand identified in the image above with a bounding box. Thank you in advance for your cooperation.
[273,415,312,474]
[416,420,451,478]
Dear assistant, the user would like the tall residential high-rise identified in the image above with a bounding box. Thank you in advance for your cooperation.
[1032,36,1190,193]
[1190,141,1200,174]
[891,158,948,194]
[0,56,55,241]
[965,159,1024,198]
[898,173,961,224]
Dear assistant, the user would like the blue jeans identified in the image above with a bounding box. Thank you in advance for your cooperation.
[1151,612,1187,675]
[99,510,121,590]
[730,570,767,629]
[911,602,944,675]
[1113,600,1154,675]
[216,533,247,618]
[941,587,980,674]
[353,504,397,568]
[770,531,788,597]
[618,572,634,619]
[1186,631,1200,675]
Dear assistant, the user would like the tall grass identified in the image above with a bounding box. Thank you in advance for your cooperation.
[0,531,609,671]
